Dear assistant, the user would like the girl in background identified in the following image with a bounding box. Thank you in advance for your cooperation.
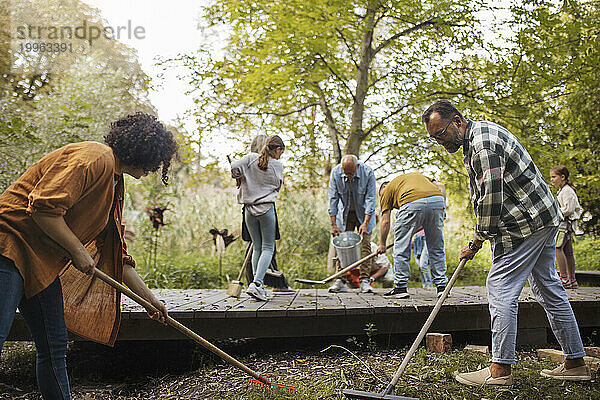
[231,135,285,301]
[550,165,583,289]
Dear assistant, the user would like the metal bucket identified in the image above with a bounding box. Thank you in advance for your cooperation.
[332,231,362,268]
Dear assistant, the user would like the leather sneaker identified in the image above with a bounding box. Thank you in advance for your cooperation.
[383,287,409,298]
[436,286,448,298]
[455,367,514,386]
[541,364,591,381]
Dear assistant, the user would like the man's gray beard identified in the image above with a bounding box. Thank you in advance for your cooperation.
[444,141,462,153]
[443,130,463,153]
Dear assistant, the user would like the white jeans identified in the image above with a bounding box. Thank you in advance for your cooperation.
[487,226,586,364]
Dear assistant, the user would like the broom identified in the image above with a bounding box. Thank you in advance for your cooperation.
[227,243,253,297]
[93,268,293,391]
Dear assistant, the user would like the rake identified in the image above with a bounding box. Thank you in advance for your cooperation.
[93,269,294,391]
[342,258,468,399]
[295,243,393,285]
[226,243,253,297]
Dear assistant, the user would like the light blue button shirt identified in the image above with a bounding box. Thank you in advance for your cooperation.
[328,162,377,234]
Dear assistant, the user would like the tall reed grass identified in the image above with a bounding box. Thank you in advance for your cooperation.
[122,177,597,289]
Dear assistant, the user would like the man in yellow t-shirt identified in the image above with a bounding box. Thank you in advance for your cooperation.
[376,172,448,298]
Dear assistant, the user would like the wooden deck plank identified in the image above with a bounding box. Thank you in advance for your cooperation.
[360,288,408,313]
[315,290,345,316]
[123,288,202,319]
[339,292,374,315]
[167,290,224,319]
[564,287,600,301]
[287,290,318,317]
[257,291,299,318]
[198,294,250,319]
[450,286,488,300]
[8,286,600,342]
[226,294,273,318]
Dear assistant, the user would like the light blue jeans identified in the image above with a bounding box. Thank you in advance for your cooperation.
[487,226,586,364]
[244,204,276,286]
[393,195,448,288]
[0,255,71,399]
[416,240,434,288]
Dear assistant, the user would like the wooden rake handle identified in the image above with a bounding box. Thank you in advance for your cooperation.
[236,243,253,281]
[388,257,468,388]
[326,242,394,283]
[93,269,267,384]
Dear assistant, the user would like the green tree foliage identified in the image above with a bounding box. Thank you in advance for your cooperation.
[184,0,485,184]
[0,0,153,191]
[442,0,600,233]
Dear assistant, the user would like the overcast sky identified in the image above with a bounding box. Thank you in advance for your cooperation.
[84,0,202,128]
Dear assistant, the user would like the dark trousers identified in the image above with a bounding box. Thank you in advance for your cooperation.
[0,255,70,399]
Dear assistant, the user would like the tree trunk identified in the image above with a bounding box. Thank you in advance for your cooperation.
[345,1,377,157]
[313,83,342,164]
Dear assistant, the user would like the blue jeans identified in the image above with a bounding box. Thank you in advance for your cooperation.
[244,204,276,286]
[415,238,433,288]
[487,226,586,364]
[393,195,448,288]
[0,255,70,399]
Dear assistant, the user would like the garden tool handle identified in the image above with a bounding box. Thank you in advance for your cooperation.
[326,243,394,283]
[236,243,253,281]
[92,269,266,383]
[388,258,469,387]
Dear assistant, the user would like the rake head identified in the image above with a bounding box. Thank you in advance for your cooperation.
[248,377,295,392]
[343,388,418,400]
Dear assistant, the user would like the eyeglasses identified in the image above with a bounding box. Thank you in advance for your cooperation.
[428,117,454,142]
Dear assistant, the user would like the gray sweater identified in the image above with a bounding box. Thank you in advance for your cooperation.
[231,153,283,216]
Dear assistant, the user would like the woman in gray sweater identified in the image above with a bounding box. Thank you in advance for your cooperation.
[231,135,285,300]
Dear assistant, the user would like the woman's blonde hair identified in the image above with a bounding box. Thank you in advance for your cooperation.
[257,135,285,171]
[250,134,267,153]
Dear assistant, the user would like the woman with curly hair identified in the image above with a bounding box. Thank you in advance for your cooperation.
[0,112,178,400]
[550,165,583,289]
[231,135,285,301]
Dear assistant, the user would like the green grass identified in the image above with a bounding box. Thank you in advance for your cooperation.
[230,349,599,400]
[573,235,600,271]
[2,341,597,399]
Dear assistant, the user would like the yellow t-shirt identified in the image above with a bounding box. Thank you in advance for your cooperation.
[380,172,442,213]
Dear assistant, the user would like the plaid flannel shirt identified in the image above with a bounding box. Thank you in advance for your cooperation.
[463,120,562,259]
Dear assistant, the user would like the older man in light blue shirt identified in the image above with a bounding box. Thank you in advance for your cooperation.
[328,155,377,293]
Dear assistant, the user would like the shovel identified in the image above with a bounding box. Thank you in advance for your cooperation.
[342,258,468,400]
[295,243,393,285]
[226,243,253,297]
[93,268,293,391]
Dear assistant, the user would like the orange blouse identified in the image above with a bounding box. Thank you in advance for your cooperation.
[0,141,135,345]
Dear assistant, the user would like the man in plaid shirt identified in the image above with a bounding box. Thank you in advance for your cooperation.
[422,100,589,386]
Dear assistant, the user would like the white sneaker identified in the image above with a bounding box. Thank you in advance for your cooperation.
[360,279,374,293]
[246,282,269,301]
[262,285,274,300]
[328,278,348,293]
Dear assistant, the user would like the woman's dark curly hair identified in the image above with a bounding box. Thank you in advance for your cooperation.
[105,112,178,185]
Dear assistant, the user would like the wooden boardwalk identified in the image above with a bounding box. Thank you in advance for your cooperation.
[8,287,600,343]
